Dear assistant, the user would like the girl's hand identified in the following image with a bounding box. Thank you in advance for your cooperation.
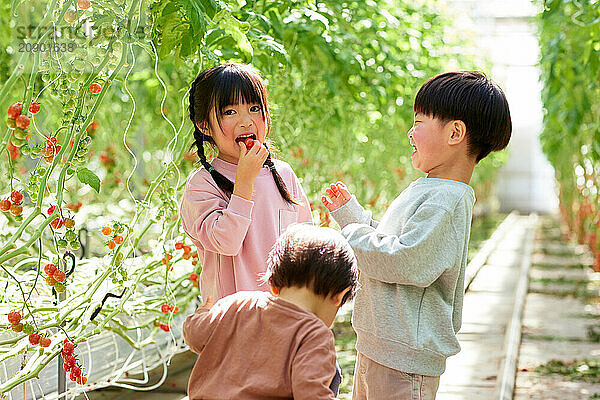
[321,181,352,212]
[233,141,269,200]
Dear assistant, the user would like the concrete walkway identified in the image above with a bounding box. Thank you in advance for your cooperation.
[437,214,537,399]
[514,216,600,400]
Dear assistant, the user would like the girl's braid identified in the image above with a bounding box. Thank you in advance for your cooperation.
[263,142,298,205]
[189,77,234,193]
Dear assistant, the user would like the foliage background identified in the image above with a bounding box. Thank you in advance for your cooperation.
[538,0,600,269]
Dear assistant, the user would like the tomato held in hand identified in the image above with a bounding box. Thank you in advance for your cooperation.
[243,138,254,150]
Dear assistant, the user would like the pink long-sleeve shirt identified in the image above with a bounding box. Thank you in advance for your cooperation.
[183,291,337,400]
[180,158,313,301]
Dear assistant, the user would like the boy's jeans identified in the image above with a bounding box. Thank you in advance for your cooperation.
[352,353,439,400]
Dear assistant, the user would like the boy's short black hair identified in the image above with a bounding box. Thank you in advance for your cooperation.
[265,224,358,305]
[414,71,512,162]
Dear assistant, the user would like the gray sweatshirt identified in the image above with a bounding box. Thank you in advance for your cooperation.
[331,177,475,376]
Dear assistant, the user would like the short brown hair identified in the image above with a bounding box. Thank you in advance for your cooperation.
[264,224,358,305]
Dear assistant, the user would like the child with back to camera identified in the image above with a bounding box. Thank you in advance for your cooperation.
[183,224,359,399]
[321,71,512,400]
[180,63,313,302]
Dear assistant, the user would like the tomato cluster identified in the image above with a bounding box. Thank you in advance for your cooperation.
[161,253,173,266]
[1,190,24,217]
[41,136,62,163]
[6,102,36,148]
[7,311,23,332]
[7,312,52,346]
[28,332,51,347]
[153,320,170,332]
[47,205,80,251]
[44,263,68,292]
[189,272,200,288]
[47,205,64,229]
[174,241,198,265]
[62,339,88,384]
[102,224,125,249]
[160,303,180,314]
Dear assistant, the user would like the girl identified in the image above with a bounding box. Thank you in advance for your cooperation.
[180,63,313,301]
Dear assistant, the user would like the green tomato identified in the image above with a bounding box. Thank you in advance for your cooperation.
[13,128,28,140]
[68,73,82,83]
[11,136,27,147]
[65,230,77,242]
[69,241,81,251]
[55,283,66,293]
[23,323,34,335]
[57,239,68,249]
[30,147,41,157]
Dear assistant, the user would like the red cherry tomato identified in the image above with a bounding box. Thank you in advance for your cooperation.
[243,138,254,150]
[0,199,11,211]
[7,103,22,120]
[10,190,23,204]
[89,83,101,94]
[15,115,30,130]
[29,102,40,114]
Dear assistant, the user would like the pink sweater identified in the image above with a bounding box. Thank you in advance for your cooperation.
[183,291,337,400]
[180,158,313,301]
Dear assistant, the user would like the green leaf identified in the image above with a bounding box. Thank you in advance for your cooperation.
[180,0,209,37]
[77,168,101,193]
[159,18,183,58]
[222,15,253,60]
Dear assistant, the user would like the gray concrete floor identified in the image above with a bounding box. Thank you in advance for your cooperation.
[437,214,535,399]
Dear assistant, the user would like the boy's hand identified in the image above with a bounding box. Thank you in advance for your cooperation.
[200,296,214,310]
[321,181,352,212]
[233,141,269,200]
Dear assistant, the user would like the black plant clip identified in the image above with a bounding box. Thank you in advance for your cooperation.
[90,289,126,321]
[64,251,76,277]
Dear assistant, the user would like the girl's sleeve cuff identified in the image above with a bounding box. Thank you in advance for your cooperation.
[228,194,254,219]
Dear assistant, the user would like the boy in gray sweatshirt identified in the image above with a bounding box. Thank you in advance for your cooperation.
[322,71,512,400]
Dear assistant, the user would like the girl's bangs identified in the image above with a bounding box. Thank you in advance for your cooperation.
[214,69,266,116]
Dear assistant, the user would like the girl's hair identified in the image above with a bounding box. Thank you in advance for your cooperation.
[189,63,297,204]
[264,224,359,305]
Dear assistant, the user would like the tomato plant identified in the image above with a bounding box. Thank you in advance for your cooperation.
[538,0,600,270]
